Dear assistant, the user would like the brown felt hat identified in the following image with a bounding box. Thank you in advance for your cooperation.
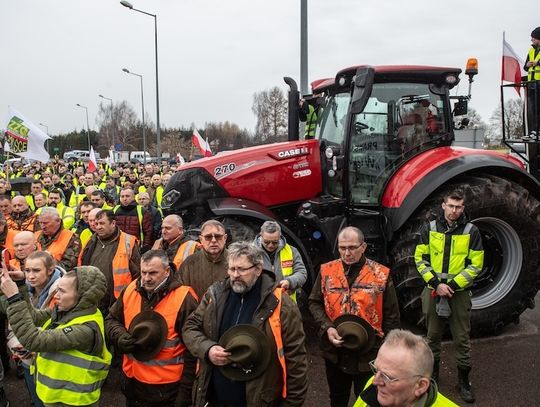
[218,324,271,381]
[128,310,168,362]
[322,314,376,353]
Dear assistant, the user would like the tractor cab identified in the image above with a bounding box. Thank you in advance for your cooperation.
[308,65,463,205]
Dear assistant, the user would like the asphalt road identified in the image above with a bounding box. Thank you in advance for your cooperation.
[3,294,539,406]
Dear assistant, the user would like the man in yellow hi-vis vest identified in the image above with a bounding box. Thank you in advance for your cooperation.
[253,221,307,302]
[414,189,483,404]
[524,26,540,139]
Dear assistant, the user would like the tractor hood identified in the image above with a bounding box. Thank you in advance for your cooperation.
[162,139,322,213]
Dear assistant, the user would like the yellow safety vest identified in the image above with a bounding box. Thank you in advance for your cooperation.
[279,244,296,302]
[34,309,112,406]
[528,47,540,81]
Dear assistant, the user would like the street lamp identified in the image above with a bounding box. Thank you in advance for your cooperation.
[123,68,147,163]
[98,94,115,148]
[121,0,161,162]
[39,122,50,155]
[76,103,91,151]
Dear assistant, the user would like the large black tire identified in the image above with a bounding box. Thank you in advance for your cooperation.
[390,174,540,337]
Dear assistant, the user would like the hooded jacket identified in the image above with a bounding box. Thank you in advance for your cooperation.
[6,266,108,357]
[183,272,308,407]
[253,234,307,291]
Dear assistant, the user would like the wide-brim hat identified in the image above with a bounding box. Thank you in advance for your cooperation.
[322,314,376,354]
[128,310,168,362]
[218,324,271,381]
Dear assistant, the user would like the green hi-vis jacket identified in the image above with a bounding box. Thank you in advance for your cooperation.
[414,215,484,291]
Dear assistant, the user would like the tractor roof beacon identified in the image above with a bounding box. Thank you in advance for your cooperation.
[163,60,540,337]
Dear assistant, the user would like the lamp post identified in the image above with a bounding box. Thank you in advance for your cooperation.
[120,0,161,162]
[76,103,91,151]
[98,94,115,148]
[39,122,50,155]
[123,68,147,164]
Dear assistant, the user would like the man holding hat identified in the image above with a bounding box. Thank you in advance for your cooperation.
[309,226,400,407]
[183,241,308,407]
[105,250,198,407]
[524,26,540,139]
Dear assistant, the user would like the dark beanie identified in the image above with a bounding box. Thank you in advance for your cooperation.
[532,27,540,40]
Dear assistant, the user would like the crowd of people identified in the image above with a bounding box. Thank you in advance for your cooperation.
[0,157,482,407]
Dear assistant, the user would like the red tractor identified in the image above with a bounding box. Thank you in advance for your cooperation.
[163,62,540,336]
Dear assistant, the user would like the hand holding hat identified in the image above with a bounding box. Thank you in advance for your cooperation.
[127,310,168,361]
[117,332,136,354]
[208,345,231,366]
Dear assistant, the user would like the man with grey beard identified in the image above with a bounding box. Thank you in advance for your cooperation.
[183,241,308,407]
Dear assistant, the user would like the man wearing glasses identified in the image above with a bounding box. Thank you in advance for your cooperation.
[309,226,400,407]
[415,189,484,403]
[179,219,229,299]
[353,329,457,406]
[253,221,307,302]
[183,241,308,406]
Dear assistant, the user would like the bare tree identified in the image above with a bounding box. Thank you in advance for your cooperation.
[485,99,524,145]
[96,100,140,150]
[252,87,287,143]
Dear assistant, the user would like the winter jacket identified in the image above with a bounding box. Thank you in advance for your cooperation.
[105,271,198,406]
[183,272,308,407]
[309,256,401,374]
[6,266,110,406]
[113,203,154,251]
[254,234,307,291]
[179,248,229,300]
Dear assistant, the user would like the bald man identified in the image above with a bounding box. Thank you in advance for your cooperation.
[87,208,101,233]
[152,215,199,269]
[7,196,39,232]
[8,231,37,270]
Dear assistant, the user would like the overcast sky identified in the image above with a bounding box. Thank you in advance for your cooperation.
[1,0,536,136]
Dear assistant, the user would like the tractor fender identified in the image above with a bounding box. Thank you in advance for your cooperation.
[382,146,540,233]
[207,197,314,272]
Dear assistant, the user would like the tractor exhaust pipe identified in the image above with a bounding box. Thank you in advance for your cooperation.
[284,77,300,141]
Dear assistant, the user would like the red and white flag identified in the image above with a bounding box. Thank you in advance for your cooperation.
[88,146,98,172]
[502,37,526,95]
[192,129,212,157]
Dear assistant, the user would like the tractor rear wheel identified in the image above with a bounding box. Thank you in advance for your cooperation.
[391,174,540,336]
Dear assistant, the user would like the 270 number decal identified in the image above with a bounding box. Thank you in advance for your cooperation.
[214,163,236,177]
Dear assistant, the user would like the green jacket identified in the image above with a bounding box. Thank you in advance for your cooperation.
[354,377,458,406]
[414,212,484,291]
[7,266,108,357]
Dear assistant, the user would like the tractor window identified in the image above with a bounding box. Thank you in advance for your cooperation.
[316,92,351,198]
[349,83,447,204]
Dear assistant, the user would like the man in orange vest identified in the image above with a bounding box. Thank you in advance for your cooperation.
[309,226,401,407]
[5,231,36,271]
[183,241,308,406]
[35,207,80,271]
[0,212,17,265]
[79,210,141,315]
[105,250,198,407]
[8,196,39,232]
[152,215,198,270]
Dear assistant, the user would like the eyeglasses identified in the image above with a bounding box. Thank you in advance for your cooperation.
[338,244,363,252]
[369,360,422,385]
[227,265,256,275]
[263,240,279,246]
[201,233,225,242]
[444,203,464,211]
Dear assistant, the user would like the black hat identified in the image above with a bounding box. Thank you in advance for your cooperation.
[218,324,271,381]
[532,27,540,40]
[128,310,168,362]
[321,314,377,353]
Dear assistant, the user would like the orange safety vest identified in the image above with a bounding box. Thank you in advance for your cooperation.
[268,287,287,399]
[2,229,17,259]
[8,258,22,271]
[35,229,74,263]
[172,240,199,269]
[110,233,136,299]
[122,281,195,384]
[320,259,390,337]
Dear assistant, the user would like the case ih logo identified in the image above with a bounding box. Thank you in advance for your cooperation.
[271,146,309,160]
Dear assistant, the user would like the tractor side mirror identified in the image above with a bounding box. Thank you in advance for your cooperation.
[453,99,468,116]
